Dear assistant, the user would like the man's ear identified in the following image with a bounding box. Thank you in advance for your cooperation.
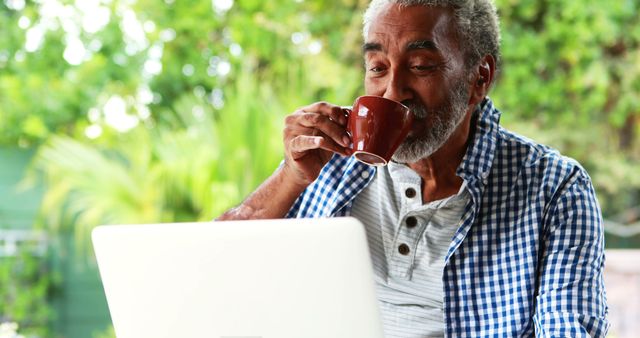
[468,54,496,106]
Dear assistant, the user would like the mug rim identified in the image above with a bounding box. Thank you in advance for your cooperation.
[353,151,388,167]
[355,95,410,110]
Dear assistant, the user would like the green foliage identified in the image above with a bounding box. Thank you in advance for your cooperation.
[0,0,147,147]
[2,0,640,249]
[92,325,115,338]
[13,0,364,241]
[493,0,640,217]
[0,248,56,337]
[24,66,308,247]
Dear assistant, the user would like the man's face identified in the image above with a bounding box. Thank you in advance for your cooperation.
[363,4,472,163]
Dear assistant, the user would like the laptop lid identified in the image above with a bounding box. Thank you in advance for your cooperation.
[92,217,384,338]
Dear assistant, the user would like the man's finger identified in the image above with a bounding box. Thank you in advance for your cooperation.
[299,101,348,126]
[289,135,351,157]
[296,113,351,147]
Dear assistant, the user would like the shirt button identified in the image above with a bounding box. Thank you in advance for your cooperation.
[398,243,410,255]
[405,188,417,198]
[405,216,417,228]
[361,170,370,179]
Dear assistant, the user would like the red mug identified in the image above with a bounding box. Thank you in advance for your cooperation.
[344,96,414,166]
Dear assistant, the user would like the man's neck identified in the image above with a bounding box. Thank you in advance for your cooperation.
[407,109,475,203]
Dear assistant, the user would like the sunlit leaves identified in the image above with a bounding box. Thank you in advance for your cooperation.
[494,0,640,217]
[4,0,639,235]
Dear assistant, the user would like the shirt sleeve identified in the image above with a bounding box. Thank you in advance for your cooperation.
[534,170,610,337]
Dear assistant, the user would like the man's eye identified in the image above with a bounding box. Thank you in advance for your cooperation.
[412,65,436,72]
[368,66,385,73]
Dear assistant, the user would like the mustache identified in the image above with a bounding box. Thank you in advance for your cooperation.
[402,100,428,119]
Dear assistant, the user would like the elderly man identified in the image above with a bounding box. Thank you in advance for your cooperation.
[219,0,609,336]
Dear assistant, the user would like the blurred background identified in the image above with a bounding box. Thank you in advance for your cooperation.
[0,0,638,337]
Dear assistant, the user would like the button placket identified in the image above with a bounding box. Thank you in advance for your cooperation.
[399,183,421,215]
[398,243,411,255]
[405,187,417,198]
[389,179,421,279]
[389,213,427,280]
[405,216,418,229]
[388,241,413,279]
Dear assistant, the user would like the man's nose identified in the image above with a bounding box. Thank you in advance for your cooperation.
[382,69,413,103]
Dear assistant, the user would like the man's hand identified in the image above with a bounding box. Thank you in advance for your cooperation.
[216,101,352,221]
[283,101,352,186]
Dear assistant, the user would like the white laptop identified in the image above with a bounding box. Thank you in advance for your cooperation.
[92,217,385,338]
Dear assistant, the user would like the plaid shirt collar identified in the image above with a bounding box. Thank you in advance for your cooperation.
[456,97,500,183]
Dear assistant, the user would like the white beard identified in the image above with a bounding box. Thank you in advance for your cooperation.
[391,80,470,164]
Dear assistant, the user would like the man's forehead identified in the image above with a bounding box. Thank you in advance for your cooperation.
[366,3,456,31]
[364,4,457,52]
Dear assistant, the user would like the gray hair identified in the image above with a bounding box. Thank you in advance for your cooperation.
[363,0,501,71]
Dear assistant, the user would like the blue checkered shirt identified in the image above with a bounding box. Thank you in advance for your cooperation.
[286,98,609,337]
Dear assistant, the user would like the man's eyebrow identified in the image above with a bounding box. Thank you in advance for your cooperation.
[362,40,439,53]
[406,39,438,52]
[362,42,383,53]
